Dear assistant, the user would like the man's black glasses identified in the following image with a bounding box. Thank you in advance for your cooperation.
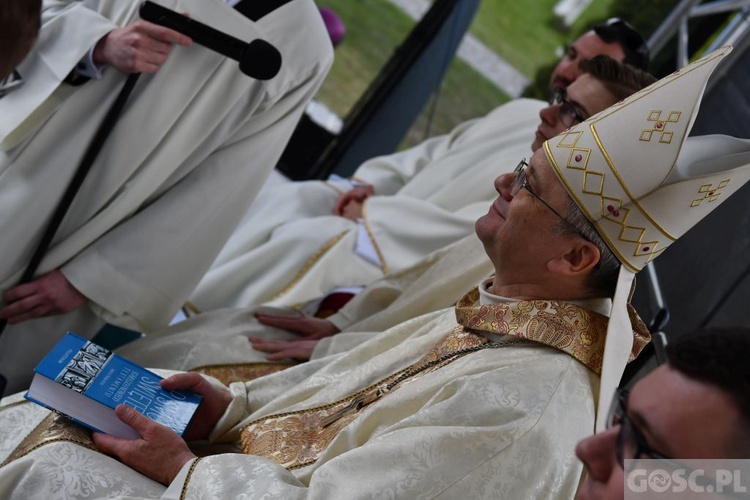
[607,388,671,468]
[552,88,586,128]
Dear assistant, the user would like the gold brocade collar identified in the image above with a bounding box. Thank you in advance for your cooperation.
[454,288,651,375]
[239,327,526,470]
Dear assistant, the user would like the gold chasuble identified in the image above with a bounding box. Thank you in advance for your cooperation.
[240,290,650,469]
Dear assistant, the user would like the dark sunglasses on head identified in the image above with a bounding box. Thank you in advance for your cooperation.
[593,17,650,70]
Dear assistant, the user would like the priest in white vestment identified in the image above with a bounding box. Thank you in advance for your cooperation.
[118,56,656,371]
[0,0,333,393]
[186,27,645,314]
[2,49,748,498]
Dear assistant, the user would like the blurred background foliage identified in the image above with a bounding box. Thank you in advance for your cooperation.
[313,0,681,147]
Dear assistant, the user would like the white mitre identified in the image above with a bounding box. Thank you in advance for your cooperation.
[543,45,750,431]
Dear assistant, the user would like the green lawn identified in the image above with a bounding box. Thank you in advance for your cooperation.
[313,0,624,142]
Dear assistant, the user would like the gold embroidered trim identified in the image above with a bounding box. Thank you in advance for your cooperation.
[543,49,733,271]
[237,292,650,472]
[239,327,500,470]
[0,399,28,412]
[190,362,295,386]
[592,124,677,241]
[271,231,350,301]
[179,457,203,500]
[181,300,202,317]
[360,201,389,274]
[454,289,651,374]
[1,412,95,468]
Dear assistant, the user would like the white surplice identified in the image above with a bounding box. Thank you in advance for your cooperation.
[1,290,624,499]
[0,0,333,393]
[188,98,545,311]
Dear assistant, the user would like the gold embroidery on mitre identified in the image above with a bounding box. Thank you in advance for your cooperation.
[691,179,731,207]
[454,289,651,374]
[640,110,681,144]
[548,125,675,271]
[239,328,493,470]
[191,362,295,386]
[1,411,95,468]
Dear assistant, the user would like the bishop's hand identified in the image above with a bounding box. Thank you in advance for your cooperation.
[93,405,196,486]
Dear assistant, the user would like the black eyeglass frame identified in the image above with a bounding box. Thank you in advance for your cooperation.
[608,387,672,468]
[510,159,590,241]
[551,88,586,128]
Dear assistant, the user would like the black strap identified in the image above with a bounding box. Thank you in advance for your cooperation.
[0,73,140,396]
[234,0,295,22]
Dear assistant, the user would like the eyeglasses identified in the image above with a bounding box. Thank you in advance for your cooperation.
[607,388,671,468]
[593,18,650,70]
[551,88,586,128]
[510,159,590,240]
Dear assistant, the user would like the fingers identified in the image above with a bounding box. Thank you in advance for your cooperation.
[249,337,287,352]
[0,301,48,324]
[95,20,192,74]
[2,282,36,303]
[249,338,318,361]
[94,405,196,485]
[332,193,351,215]
[255,313,308,333]
[265,345,315,361]
[92,405,143,457]
[140,21,192,47]
[0,271,86,324]
[160,372,209,393]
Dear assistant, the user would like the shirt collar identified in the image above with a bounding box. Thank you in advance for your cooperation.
[478,277,613,317]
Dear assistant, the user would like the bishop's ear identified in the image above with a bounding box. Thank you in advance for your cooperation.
[547,240,601,276]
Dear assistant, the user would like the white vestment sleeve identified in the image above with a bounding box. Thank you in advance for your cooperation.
[350,118,481,195]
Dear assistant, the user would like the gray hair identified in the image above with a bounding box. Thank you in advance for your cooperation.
[557,197,620,297]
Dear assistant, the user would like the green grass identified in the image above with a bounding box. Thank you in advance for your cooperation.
[313,0,622,140]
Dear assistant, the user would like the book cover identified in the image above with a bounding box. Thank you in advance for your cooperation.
[25,332,202,439]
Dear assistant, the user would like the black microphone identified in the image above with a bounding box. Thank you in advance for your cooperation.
[139,1,282,80]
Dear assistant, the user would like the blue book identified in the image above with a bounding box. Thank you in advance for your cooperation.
[25,332,202,439]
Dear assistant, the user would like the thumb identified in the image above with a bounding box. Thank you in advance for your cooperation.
[114,404,149,435]
[92,405,144,456]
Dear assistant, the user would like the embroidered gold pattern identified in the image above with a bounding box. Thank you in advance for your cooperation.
[1,411,95,468]
[240,326,497,470]
[640,110,680,143]
[360,201,389,274]
[549,130,670,266]
[691,179,731,207]
[454,289,651,373]
[191,362,295,386]
[180,457,203,500]
[238,292,650,472]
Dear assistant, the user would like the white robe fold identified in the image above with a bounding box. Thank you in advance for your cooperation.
[0,298,601,499]
[188,98,545,311]
[0,0,333,393]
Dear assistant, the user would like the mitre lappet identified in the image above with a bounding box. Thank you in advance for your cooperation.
[543,45,750,430]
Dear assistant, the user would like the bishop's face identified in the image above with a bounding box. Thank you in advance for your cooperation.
[475,149,576,287]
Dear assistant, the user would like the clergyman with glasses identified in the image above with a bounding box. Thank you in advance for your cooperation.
[177,19,650,319]
[117,55,655,371]
[2,48,748,498]
[576,327,750,499]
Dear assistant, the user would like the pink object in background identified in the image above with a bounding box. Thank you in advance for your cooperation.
[319,7,345,46]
